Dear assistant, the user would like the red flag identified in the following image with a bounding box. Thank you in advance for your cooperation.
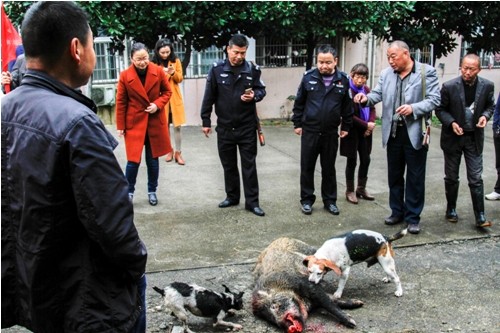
[1,5,22,72]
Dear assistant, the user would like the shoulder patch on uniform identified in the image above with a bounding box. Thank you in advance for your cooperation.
[304,68,315,76]
[213,60,225,68]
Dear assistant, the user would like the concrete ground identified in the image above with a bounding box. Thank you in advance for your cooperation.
[4,124,499,333]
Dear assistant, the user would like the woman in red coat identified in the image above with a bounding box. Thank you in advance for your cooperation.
[116,42,172,205]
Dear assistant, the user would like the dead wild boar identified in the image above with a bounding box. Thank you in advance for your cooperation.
[252,237,363,333]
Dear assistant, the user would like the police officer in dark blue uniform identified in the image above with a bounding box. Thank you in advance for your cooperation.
[201,34,267,216]
[292,44,353,216]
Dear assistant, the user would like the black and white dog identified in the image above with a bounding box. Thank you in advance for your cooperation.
[303,229,407,298]
[153,282,244,333]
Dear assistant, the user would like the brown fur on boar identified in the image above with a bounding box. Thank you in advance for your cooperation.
[252,237,363,333]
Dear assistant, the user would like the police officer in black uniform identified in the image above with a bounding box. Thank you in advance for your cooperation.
[292,44,353,216]
[201,34,267,216]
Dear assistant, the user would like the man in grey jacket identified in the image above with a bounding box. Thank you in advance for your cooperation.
[354,40,440,234]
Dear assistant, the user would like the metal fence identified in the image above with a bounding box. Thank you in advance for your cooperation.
[410,46,433,66]
[92,37,122,84]
[90,36,437,84]
[461,41,500,69]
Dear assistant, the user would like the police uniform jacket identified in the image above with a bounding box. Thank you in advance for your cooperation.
[200,60,266,129]
[292,67,353,134]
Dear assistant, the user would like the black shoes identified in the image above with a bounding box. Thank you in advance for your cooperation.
[384,215,404,225]
[446,208,458,223]
[407,223,421,234]
[245,205,265,217]
[218,199,239,208]
[475,212,492,228]
[301,203,312,215]
[148,192,158,206]
[324,203,340,215]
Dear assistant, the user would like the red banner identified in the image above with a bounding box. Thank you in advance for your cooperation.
[1,5,22,72]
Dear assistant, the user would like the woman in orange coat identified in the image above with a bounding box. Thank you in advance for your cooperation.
[116,42,172,205]
[152,38,187,165]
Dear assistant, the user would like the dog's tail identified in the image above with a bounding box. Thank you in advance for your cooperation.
[387,228,408,242]
[152,286,165,297]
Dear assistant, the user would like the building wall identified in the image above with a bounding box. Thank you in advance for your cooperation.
[99,36,500,125]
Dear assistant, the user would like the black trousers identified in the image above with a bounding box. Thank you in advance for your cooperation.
[216,125,259,207]
[300,130,338,206]
[386,124,427,225]
[444,133,484,213]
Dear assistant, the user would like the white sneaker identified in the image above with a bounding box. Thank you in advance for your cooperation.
[485,191,500,200]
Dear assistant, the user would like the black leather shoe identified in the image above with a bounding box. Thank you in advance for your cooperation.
[324,203,340,215]
[301,203,312,215]
[384,215,404,225]
[446,208,458,223]
[148,192,158,206]
[407,223,420,234]
[246,205,265,217]
[475,212,492,228]
[218,199,239,208]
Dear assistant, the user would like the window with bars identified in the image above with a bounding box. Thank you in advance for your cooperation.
[254,36,342,68]
[92,37,121,84]
[460,41,499,69]
[410,46,433,66]
[172,43,225,78]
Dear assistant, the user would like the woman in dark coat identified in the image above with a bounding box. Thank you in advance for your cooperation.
[340,63,377,204]
[116,43,172,206]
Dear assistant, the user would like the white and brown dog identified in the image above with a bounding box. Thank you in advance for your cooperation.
[153,282,244,333]
[303,229,407,298]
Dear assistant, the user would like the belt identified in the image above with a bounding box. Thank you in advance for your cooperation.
[463,131,475,136]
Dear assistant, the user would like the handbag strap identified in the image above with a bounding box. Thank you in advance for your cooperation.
[421,64,431,128]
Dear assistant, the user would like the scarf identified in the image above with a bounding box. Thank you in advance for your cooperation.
[349,78,370,121]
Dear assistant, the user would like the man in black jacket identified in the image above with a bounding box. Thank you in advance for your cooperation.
[201,34,267,217]
[435,53,495,228]
[292,44,353,216]
[1,2,147,332]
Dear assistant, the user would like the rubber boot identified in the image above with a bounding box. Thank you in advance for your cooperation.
[445,182,459,222]
[471,186,491,227]
[356,177,374,200]
[345,180,358,204]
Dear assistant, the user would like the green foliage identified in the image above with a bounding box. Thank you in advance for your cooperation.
[3,1,499,69]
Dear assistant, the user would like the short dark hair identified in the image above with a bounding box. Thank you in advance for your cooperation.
[316,44,337,57]
[130,43,148,58]
[350,63,369,77]
[22,1,90,67]
[152,38,177,64]
[228,34,249,48]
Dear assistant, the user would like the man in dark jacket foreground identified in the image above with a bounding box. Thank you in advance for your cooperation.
[1,2,148,332]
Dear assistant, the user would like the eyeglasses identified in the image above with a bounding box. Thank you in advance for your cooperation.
[132,56,149,63]
[353,74,367,79]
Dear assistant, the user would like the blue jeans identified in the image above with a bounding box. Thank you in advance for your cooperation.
[130,275,147,333]
[125,136,159,193]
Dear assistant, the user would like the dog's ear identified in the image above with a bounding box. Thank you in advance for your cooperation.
[322,260,342,276]
[222,284,231,293]
[303,255,315,267]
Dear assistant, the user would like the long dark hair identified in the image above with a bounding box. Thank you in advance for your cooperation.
[152,38,177,66]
